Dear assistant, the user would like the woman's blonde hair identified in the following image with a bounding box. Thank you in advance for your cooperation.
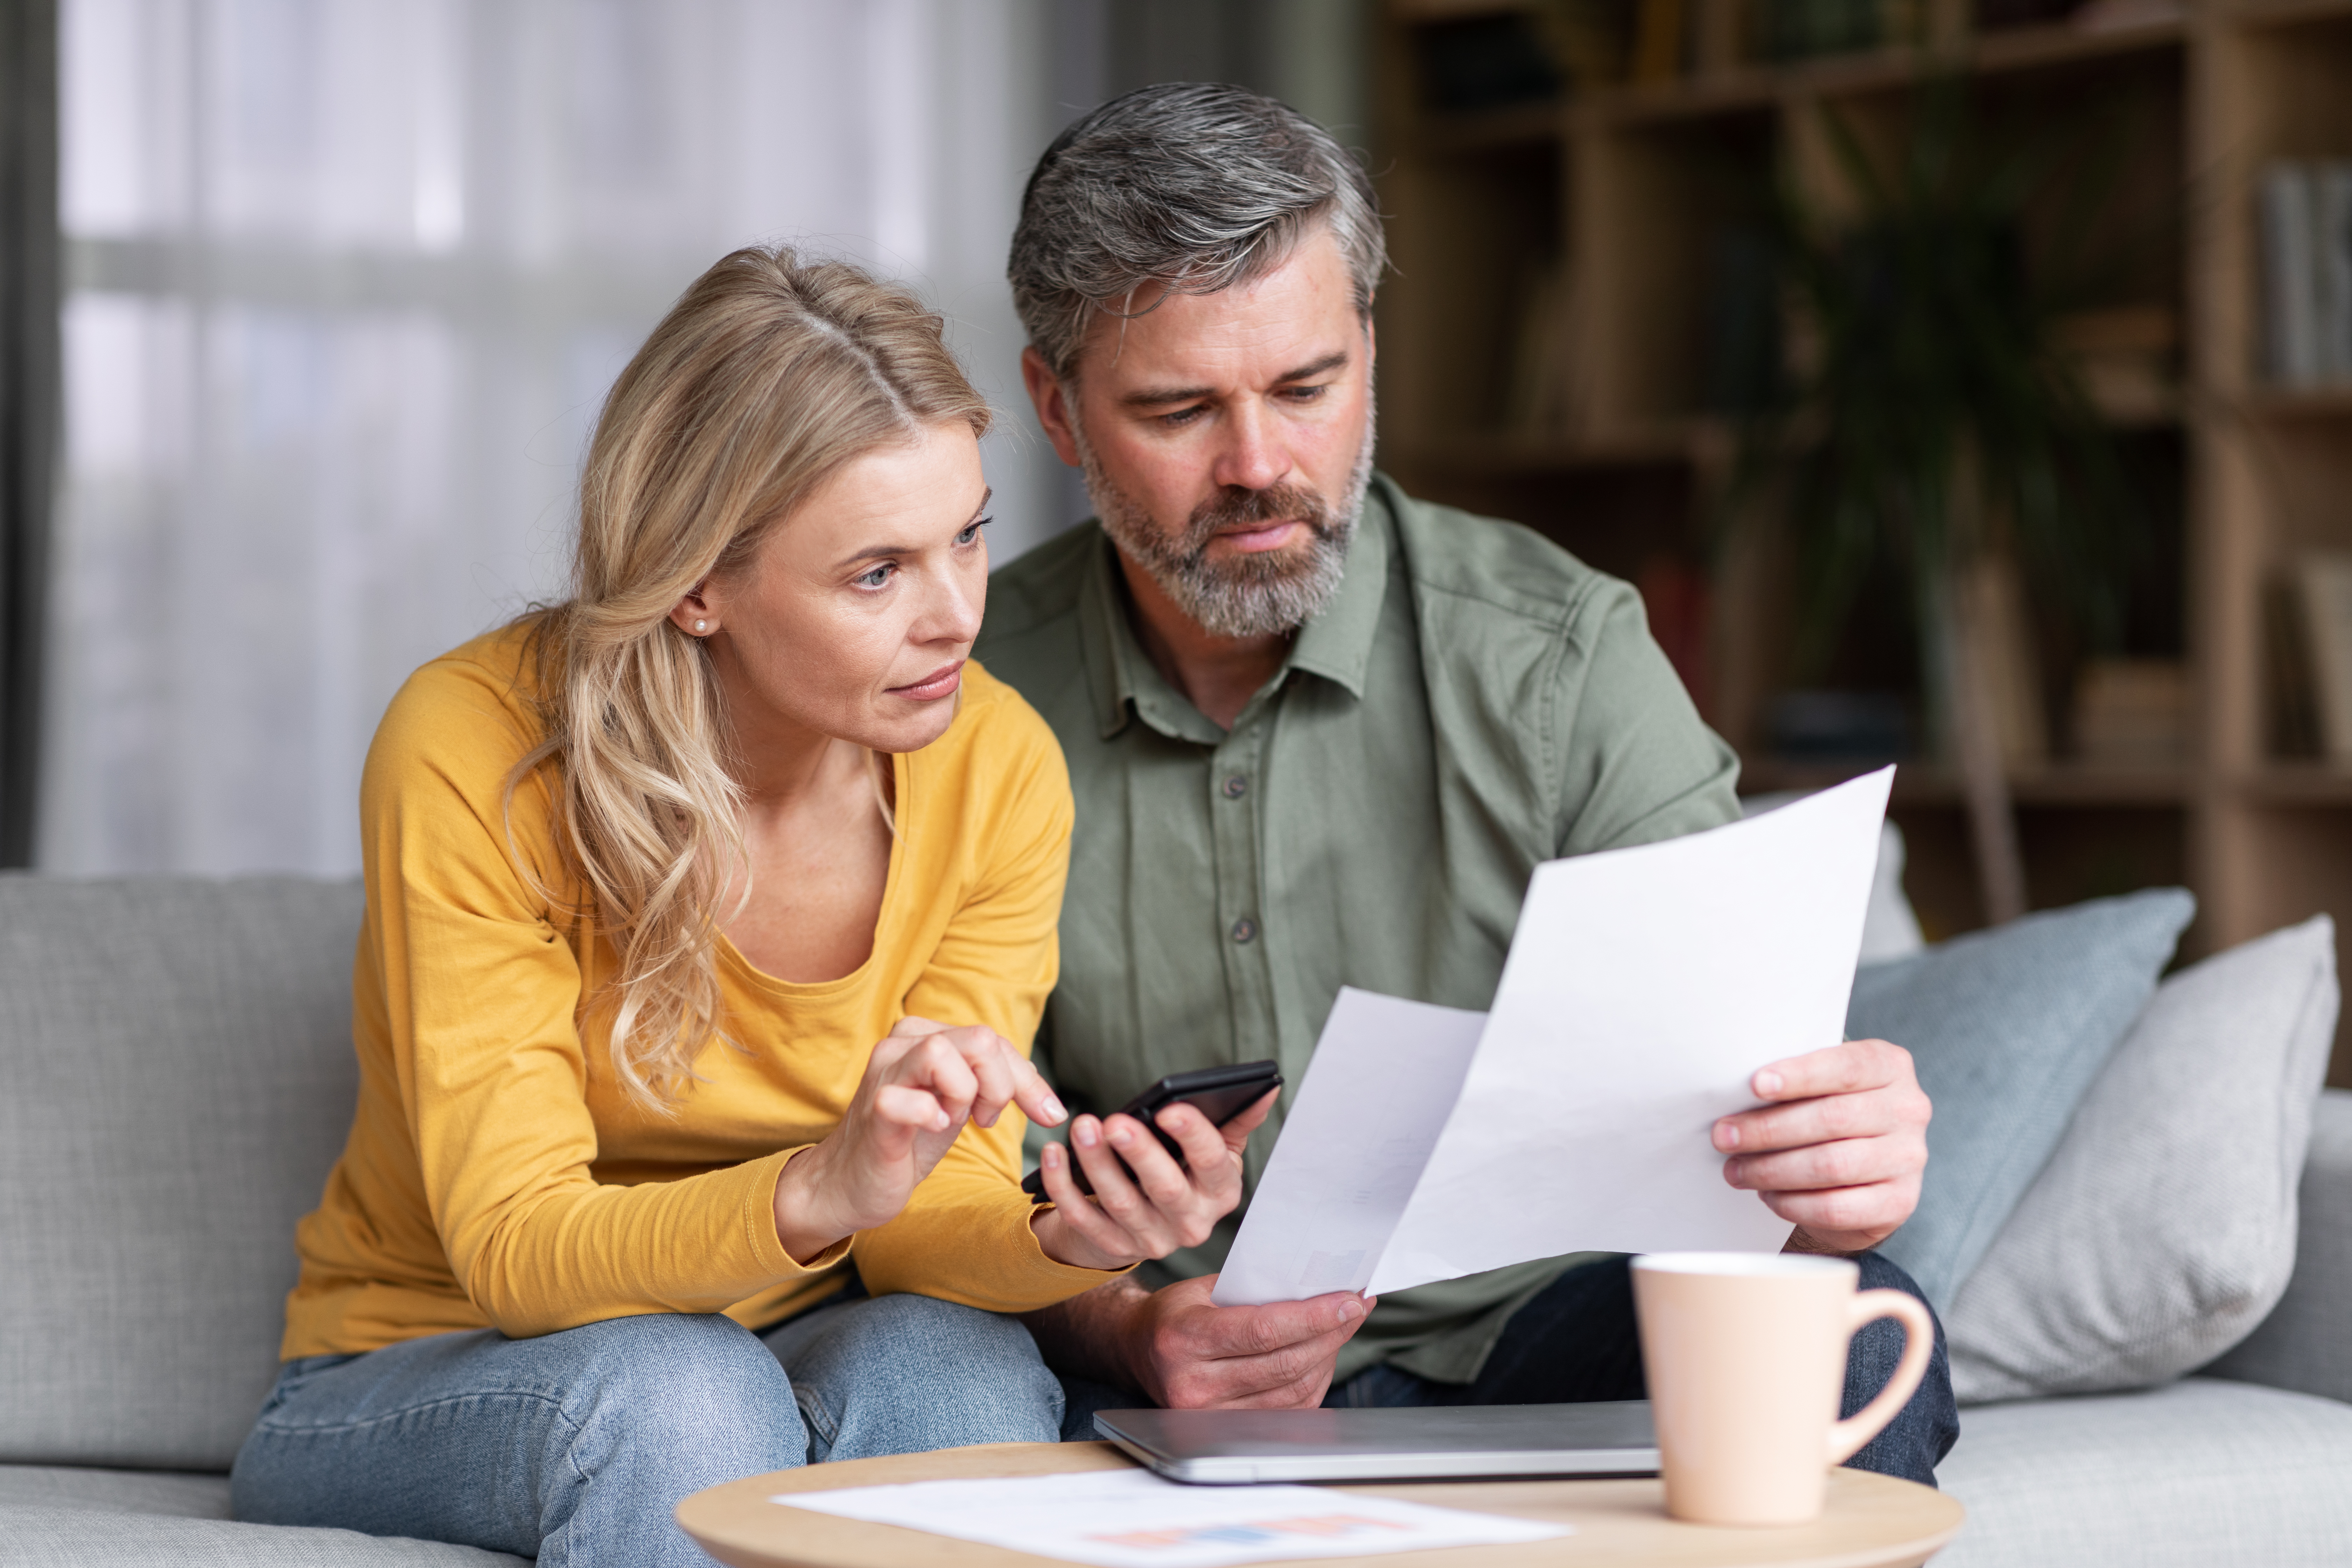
[513,246,991,1113]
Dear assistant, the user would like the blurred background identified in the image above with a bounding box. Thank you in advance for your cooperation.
[7,0,1367,877]
[3,0,2351,1080]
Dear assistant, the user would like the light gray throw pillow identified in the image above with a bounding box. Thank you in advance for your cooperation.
[1946,916,2339,1404]
[1849,887,2195,1314]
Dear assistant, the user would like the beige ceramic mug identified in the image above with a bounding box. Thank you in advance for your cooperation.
[1631,1252,1934,1526]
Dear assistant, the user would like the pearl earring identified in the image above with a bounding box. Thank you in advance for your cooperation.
[694,619,707,633]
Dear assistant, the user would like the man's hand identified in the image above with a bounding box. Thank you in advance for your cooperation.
[1027,1275,1373,1408]
[1027,1090,1275,1272]
[1711,1038,1930,1256]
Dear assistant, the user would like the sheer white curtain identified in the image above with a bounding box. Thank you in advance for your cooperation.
[48,0,1072,874]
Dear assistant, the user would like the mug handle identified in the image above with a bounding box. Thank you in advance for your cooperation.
[1825,1288,1935,1466]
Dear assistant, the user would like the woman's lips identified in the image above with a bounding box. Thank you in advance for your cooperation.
[888,659,965,701]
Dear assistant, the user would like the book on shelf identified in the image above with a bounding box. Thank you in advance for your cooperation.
[2072,659,2188,768]
[2267,577,2323,760]
[2260,160,2352,390]
[1503,257,1577,434]
[2050,305,2179,420]
[1631,0,1686,81]
[2288,553,2352,763]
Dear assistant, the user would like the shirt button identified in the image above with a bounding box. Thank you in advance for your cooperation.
[1222,774,1248,800]
[1231,917,1258,944]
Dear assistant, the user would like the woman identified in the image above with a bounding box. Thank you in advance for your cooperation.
[230,248,1261,1566]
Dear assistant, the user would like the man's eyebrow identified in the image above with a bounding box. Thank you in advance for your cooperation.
[832,488,992,568]
[1118,351,1352,409]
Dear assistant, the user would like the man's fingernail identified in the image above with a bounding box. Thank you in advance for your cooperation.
[1076,1119,1098,1148]
[1755,1070,1783,1096]
[1715,1122,1739,1150]
[1044,1096,1067,1122]
[1338,1298,1363,1322]
[1108,1123,1132,1148]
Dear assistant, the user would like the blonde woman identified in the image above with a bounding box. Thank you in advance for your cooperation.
[229,250,1264,1567]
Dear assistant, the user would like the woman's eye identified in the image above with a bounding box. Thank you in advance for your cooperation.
[957,517,990,547]
[855,563,896,590]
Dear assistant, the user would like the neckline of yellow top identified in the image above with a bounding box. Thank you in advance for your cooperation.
[712,747,913,999]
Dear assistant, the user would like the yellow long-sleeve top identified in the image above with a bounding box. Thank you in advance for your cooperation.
[282,622,1115,1358]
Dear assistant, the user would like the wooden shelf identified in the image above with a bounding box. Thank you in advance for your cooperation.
[1373,0,2352,1079]
[1741,759,2196,805]
[2241,766,2352,803]
[2229,0,2352,32]
[1599,21,2185,125]
[1401,16,2189,147]
[2244,386,2352,420]
[1421,101,1562,152]
[1393,423,1717,471]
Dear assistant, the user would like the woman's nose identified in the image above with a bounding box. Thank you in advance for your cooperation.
[920,562,985,645]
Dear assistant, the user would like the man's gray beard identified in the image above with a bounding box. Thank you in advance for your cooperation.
[1072,398,1376,640]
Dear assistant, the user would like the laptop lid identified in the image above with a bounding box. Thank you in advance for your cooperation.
[1093,1401,1660,1485]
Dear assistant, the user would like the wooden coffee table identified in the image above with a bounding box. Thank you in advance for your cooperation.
[678,1440,1964,1568]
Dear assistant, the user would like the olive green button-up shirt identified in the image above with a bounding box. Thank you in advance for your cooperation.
[973,474,1741,1383]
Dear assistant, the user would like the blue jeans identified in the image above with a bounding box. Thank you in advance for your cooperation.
[232,1292,1063,1567]
[1060,1253,1960,1485]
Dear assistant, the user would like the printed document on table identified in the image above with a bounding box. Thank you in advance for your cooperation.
[1214,768,1891,1308]
[775,1468,1570,1568]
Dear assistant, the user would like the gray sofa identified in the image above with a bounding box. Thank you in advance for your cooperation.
[2,876,2350,1566]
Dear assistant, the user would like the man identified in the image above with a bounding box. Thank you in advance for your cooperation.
[973,82,1956,1482]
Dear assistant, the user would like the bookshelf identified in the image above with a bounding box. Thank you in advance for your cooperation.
[1371,0,2352,1083]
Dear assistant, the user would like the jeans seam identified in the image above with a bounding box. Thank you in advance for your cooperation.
[253,1387,574,1439]
[794,1385,838,1450]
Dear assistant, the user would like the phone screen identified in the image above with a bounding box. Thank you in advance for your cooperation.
[1021,1060,1281,1202]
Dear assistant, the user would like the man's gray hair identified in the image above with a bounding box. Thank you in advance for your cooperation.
[1008,83,1387,380]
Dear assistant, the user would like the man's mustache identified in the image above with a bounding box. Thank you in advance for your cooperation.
[1178,484,1338,558]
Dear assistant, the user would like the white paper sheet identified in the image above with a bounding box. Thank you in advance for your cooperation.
[1213,989,1485,1306]
[1212,768,1892,1304]
[775,1468,1569,1568]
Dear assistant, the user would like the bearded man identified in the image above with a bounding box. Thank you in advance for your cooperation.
[971,82,1958,1483]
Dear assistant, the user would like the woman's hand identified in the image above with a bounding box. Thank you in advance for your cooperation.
[772,1016,1066,1263]
[1027,1089,1275,1272]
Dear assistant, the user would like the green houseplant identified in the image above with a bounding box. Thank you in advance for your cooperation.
[1728,79,2152,924]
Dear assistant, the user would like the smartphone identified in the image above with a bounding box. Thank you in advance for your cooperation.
[1020,1059,1282,1203]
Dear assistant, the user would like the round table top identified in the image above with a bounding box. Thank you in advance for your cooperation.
[677,1440,1964,1568]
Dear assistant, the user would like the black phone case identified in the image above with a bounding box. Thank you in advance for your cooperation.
[1020,1060,1281,1202]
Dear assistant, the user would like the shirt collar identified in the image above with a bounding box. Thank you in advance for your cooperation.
[1074,477,1398,743]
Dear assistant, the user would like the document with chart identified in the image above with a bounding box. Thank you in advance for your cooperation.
[1214,767,1892,1307]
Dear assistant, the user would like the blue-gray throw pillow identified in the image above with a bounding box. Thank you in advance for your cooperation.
[1849,887,2195,1314]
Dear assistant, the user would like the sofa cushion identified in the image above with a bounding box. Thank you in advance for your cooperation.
[0,1466,230,1519]
[2209,1087,2352,1404]
[0,877,365,1471]
[1946,917,2339,1402]
[0,1507,527,1566]
[1847,888,2195,1312]
[1933,1377,2352,1567]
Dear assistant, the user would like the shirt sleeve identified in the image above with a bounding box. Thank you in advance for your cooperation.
[1550,578,1744,856]
[853,696,1135,1310]
[364,661,845,1340]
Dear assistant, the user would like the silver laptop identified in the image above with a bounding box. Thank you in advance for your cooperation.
[1093,1401,1659,1485]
